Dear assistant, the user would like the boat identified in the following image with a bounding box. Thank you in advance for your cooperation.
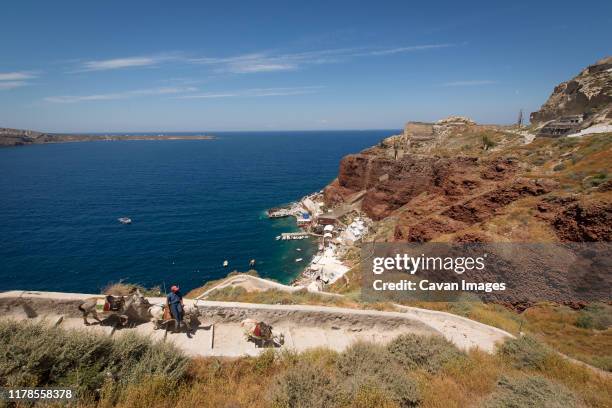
[295,258,303,262]
[118,217,132,224]
[223,260,229,267]
[275,236,281,240]
[296,248,302,251]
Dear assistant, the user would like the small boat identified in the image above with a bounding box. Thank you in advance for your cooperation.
[295,258,303,262]
[223,260,229,267]
[275,236,281,241]
[296,248,302,251]
[118,217,132,224]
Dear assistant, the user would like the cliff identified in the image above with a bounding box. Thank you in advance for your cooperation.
[530,56,612,132]
[325,59,611,245]
[0,127,54,146]
[325,117,610,243]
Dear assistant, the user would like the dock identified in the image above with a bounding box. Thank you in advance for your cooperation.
[280,232,311,240]
[267,208,294,218]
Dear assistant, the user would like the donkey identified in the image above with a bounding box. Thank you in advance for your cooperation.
[78,297,105,325]
[78,289,151,326]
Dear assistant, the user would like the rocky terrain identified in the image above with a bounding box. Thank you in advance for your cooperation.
[325,56,611,243]
[323,60,611,306]
[0,127,214,147]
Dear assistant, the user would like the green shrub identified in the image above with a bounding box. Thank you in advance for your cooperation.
[386,334,464,374]
[583,172,609,188]
[341,368,419,408]
[270,361,341,408]
[448,292,482,317]
[336,342,392,377]
[578,303,612,330]
[337,342,420,407]
[590,355,612,372]
[482,375,579,408]
[552,163,566,172]
[498,336,552,370]
[253,349,276,374]
[482,135,496,149]
[575,313,594,329]
[0,320,188,399]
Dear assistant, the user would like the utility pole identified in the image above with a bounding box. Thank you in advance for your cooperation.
[517,109,524,128]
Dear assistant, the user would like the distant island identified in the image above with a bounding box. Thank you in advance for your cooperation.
[0,127,215,147]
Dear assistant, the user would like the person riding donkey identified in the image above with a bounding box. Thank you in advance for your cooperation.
[166,285,185,331]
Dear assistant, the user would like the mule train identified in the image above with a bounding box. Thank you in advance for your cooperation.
[77,289,201,331]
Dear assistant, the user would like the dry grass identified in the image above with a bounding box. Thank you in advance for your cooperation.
[102,282,163,297]
[5,320,611,407]
[522,304,612,371]
[201,283,397,311]
[397,299,611,372]
[185,270,260,299]
[427,128,523,158]
[400,295,522,336]
[204,286,357,308]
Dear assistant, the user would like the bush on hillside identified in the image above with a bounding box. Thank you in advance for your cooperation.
[336,342,392,377]
[337,342,420,407]
[590,356,612,373]
[269,361,342,408]
[270,342,420,408]
[102,282,162,297]
[575,303,612,330]
[482,375,579,408]
[498,336,552,370]
[386,334,464,374]
[448,292,482,317]
[0,320,188,399]
[482,134,497,150]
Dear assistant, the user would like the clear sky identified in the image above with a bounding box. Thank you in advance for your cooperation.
[1,0,610,132]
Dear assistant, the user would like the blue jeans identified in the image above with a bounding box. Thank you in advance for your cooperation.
[170,303,183,323]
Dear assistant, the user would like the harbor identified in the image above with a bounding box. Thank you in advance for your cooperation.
[267,190,372,291]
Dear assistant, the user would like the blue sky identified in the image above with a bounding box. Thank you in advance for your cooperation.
[1,0,610,132]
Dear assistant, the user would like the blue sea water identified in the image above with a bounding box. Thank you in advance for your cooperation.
[0,130,396,293]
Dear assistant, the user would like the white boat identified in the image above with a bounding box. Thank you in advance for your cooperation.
[275,236,281,240]
[296,248,302,251]
[118,217,132,224]
[295,258,303,262]
[223,260,229,267]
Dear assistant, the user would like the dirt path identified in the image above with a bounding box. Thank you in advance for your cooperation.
[194,274,514,352]
[0,291,511,356]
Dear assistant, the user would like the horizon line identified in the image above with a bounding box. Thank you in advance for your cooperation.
[48,128,404,135]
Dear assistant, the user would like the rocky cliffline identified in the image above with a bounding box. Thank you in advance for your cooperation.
[325,116,610,244]
[530,56,611,128]
[0,127,214,147]
[0,127,54,146]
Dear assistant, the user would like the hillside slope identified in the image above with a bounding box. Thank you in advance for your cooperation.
[325,123,610,244]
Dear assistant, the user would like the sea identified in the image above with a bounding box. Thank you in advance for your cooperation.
[0,130,396,293]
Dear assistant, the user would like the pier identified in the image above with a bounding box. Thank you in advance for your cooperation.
[267,207,294,218]
[280,232,311,240]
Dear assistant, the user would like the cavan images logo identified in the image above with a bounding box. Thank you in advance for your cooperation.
[361,242,611,303]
